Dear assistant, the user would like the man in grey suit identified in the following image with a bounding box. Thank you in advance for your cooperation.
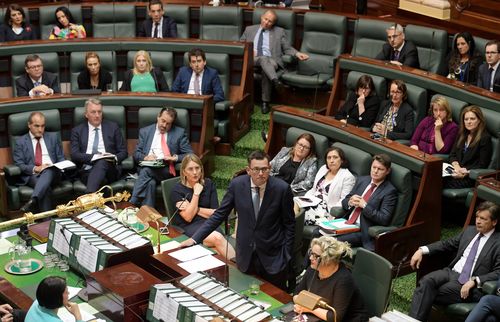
[130,107,193,207]
[409,201,500,322]
[240,10,309,114]
[477,40,500,93]
[14,112,66,213]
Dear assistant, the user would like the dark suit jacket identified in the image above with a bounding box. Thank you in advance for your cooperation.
[240,25,298,68]
[137,16,177,38]
[133,123,193,163]
[0,24,36,42]
[427,226,500,285]
[334,91,381,128]
[341,176,398,250]
[374,100,415,140]
[477,63,500,93]
[77,69,112,91]
[70,119,127,171]
[13,132,65,185]
[376,40,420,69]
[119,67,169,92]
[171,66,225,103]
[449,134,493,170]
[15,71,60,97]
[191,175,295,275]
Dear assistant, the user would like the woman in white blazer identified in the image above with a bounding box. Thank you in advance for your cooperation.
[301,147,355,225]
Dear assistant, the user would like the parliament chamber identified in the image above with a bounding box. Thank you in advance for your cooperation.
[0,1,500,321]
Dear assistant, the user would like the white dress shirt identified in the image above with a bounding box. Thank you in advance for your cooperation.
[85,123,106,154]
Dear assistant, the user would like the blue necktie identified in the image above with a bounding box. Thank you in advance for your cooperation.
[257,30,264,57]
[92,128,99,154]
[252,186,260,219]
[458,234,483,284]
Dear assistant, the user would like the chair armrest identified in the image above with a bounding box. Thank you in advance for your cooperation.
[481,280,498,295]
[215,100,232,112]
[282,55,294,64]
[368,225,398,237]
[4,164,21,177]
[330,207,346,218]
[469,169,495,180]
[121,156,134,171]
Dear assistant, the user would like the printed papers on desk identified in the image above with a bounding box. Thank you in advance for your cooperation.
[47,209,151,274]
[318,218,360,236]
[168,245,225,273]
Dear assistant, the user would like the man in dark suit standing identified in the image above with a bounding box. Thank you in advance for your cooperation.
[137,0,177,38]
[240,10,309,114]
[375,24,420,69]
[171,48,224,103]
[130,107,193,207]
[409,201,500,322]
[70,98,127,193]
[15,54,60,97]
[181,150,295,291]
[14,112,66,213]
[477,40,500,93]
[336,153,397,251]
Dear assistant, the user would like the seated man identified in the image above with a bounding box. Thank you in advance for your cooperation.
[171,48,224,103]
[334,153,397,251]
[477,40,500,93]
[14,112,66,213]
[137,0,177,38]
[240,10,309,114]
[130,107,193,207]
[70,98,127,193]
[375,24,419,68]
[464,276,500,322]
[409,201,500,322]
[15,54,60,97]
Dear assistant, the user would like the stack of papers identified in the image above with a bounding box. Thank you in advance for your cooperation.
[168,245,225,273]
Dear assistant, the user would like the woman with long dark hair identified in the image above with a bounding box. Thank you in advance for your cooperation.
[0,4,36,42]
[447,32,483,84]
[49,6,86,39]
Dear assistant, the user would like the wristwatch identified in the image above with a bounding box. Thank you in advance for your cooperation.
[470,276,479,287]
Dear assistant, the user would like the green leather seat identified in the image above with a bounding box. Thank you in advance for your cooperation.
[72,106,133,195]
[352,248,393,317]
[396,83,427,145]
[199,6,242,41]
[281,12,346,89]
[346,71,387,99]
[405,24,448,75]
[92,4,136,38]
[165,5,190,38]
[11,52,60,97]
[124,107,190,201]
[70,51,117,92]
[5,110,73,211]
[351,19,395,58]
[127,51,174,89]
[182,52,230,141]
[473,35,489,58]
[284,127,329,167]
[38,5,82,39]
[161,176,181,219]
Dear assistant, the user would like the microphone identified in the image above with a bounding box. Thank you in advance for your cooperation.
[295,290,337,320]
[383,254,408,313]
[425,31,435,75]
[163,192,190,232]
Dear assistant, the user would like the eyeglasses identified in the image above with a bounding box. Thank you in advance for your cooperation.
[296,143,311,150]
[390,90,403,95]
[249,167,270,174]
[307,248,322,260]
[27,64,43,70]
[387,33,402,40]
[485,51,499,55]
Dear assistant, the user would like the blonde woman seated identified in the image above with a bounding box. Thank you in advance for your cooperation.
[294,236,368,322]
[270,133,318,194]
[410,96,458,155]
[171,154,235,260]
[49,7,86,39]
[120,50,169,93]
[300,147,355,226]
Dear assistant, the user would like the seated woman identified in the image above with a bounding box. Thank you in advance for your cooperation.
[445,105,492,189]
[120,50,169,93]
[410,96,458,154]
[49,7,86,39]
[447,32,483,84]
[171,154,236,260]
[77,52,113,91]
[25,276,83,322]
[294,236,368,322]
[301,147,355,226]
[0,4,36,42]
[334,74,381,128]
[372,79,414,141]
[270,133,318,194]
